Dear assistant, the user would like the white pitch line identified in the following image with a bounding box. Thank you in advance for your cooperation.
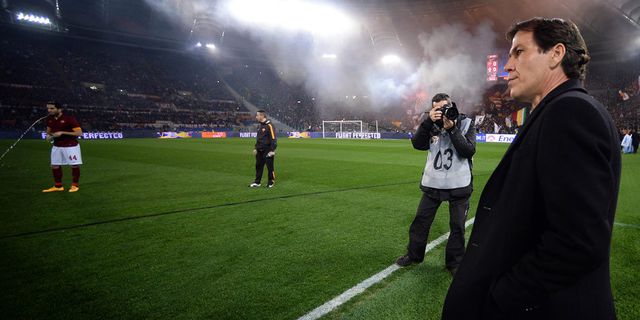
[297,217,475,320]
[614,222,640,229]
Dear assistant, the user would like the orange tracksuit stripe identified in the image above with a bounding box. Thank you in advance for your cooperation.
[268,124,275,140]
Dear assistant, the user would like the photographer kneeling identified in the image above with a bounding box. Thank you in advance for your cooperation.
[396,93,476,276]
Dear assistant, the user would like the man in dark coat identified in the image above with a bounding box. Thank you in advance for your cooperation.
[442,18,621,319]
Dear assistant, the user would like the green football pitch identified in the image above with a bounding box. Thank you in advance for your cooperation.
[0,138,638,319]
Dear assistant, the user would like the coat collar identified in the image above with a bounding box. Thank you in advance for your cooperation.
[504,79,586,154]
[486,79,587,184]
[532,78,586,115]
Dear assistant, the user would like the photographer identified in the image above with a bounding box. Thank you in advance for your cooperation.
[396,93,475,276]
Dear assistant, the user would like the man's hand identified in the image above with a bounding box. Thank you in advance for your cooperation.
[253,149,257,156]
[45,134,53,142]
[429,106,443,123]
[52,132,63,138]
[267,151,275,158]
[443,117,455,130]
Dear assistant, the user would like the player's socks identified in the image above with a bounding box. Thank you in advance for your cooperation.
[52,167,63,188]
[71,166,80,185]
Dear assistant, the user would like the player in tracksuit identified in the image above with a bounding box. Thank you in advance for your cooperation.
[249,110,277,188]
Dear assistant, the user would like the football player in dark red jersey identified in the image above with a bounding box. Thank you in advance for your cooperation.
[42,102,83,193]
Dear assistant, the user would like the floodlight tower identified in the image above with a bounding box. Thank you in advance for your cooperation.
[189,3,225,51]
[364,15,405,64]
[2,0,60,31]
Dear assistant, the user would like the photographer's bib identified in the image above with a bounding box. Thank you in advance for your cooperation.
[421,118,472,189]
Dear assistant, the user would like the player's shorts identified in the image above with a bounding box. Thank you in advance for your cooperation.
[51,145,83,166]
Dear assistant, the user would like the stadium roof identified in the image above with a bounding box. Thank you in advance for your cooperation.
[2,0,639,57]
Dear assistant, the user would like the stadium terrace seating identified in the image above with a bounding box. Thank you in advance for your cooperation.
[0,27,248,131]
[0,26,638,133]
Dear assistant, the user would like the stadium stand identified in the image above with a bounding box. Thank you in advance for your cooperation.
[1,25,638,134]
[0,26,250,131]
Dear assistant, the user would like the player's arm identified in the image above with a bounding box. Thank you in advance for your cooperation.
[69,127,83,136]
[45,127,53,142]
[53,118,82,137]
[267,123,277,151]
[53,127,82,137]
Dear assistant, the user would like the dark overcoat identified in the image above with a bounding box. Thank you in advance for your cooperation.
[442,79,621,320]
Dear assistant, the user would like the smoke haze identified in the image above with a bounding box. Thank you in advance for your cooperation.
[146,0,498,117]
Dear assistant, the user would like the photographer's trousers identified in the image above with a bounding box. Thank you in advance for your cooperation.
[254,151,275,184]
[407,191,469,269]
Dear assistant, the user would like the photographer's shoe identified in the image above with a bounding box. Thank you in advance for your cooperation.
[395,255,419,267]
[249,183,261,188]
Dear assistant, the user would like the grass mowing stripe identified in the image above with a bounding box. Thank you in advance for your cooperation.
[0,180,418,240]
[297,217,476,320]
[615,222,640,229]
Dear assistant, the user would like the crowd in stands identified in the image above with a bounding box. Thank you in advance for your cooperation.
[587,60,640,131]
[472,59,640,135]
[225,66,319,131]
[473,84,529,134]
[1,26,638,135]
[0,26,250,132]
[224,65,413,132]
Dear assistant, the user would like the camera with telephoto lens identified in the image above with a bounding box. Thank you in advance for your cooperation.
[435,102,459,127]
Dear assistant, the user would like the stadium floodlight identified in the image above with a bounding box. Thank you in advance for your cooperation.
[223,0,356,35]
[322,53,337,59]
[205,43,216,49]
[381,54,401,65]
[16,12,52,25]
[196,42,202,47]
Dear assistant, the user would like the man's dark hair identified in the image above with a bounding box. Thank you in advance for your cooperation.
[506,17,590,80]
[257,109,266,114]
[432,93,451,104]
[47,101,62,109]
